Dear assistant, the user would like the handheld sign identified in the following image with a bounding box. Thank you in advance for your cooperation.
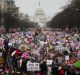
[47,60,53,65]
[65,55,69,61]
[27,63,40,71]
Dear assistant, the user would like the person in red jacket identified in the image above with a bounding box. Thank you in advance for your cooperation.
[15,48,19,56]
[58,66,65,75]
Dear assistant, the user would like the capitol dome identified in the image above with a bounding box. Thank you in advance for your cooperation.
[35,7,45,16]
[30,1,49,27]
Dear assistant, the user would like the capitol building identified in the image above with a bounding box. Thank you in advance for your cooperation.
[30,1,51,27]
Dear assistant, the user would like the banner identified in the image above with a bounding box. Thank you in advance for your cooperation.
[27,63,40,71]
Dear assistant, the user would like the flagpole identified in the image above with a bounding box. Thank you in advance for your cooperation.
[39,0,40,6]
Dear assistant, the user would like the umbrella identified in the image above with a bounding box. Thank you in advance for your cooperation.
[74,60,80,68]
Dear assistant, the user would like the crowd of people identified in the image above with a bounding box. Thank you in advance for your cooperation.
[0,28,80,75]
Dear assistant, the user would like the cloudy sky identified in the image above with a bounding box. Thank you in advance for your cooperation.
[15,0,69,17]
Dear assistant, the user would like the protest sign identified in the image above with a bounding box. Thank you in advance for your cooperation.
[65,55,69,61]
[47,60,53,65]
[27,63,40,71]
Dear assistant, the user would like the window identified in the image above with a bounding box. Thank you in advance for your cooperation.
[7,2,10,5]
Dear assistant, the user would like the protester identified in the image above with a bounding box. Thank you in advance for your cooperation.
[0,28,80,75]
[40,59,48,75]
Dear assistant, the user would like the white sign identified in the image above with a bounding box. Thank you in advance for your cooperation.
[65,55,69,61]
[27,63,40,71]
[0,53,2,57]
[47,60,53,65]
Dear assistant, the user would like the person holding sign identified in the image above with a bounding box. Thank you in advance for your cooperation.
[40,59,48,75]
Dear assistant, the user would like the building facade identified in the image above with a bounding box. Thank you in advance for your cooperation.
[0,0,19,16]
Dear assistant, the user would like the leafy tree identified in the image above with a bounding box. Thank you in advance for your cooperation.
[0,12,37,32]
[47,0,80,29]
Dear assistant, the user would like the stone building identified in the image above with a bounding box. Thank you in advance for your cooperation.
[0,0,19,16]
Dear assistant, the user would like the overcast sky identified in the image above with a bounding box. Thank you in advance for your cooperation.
[15,0,69,17]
